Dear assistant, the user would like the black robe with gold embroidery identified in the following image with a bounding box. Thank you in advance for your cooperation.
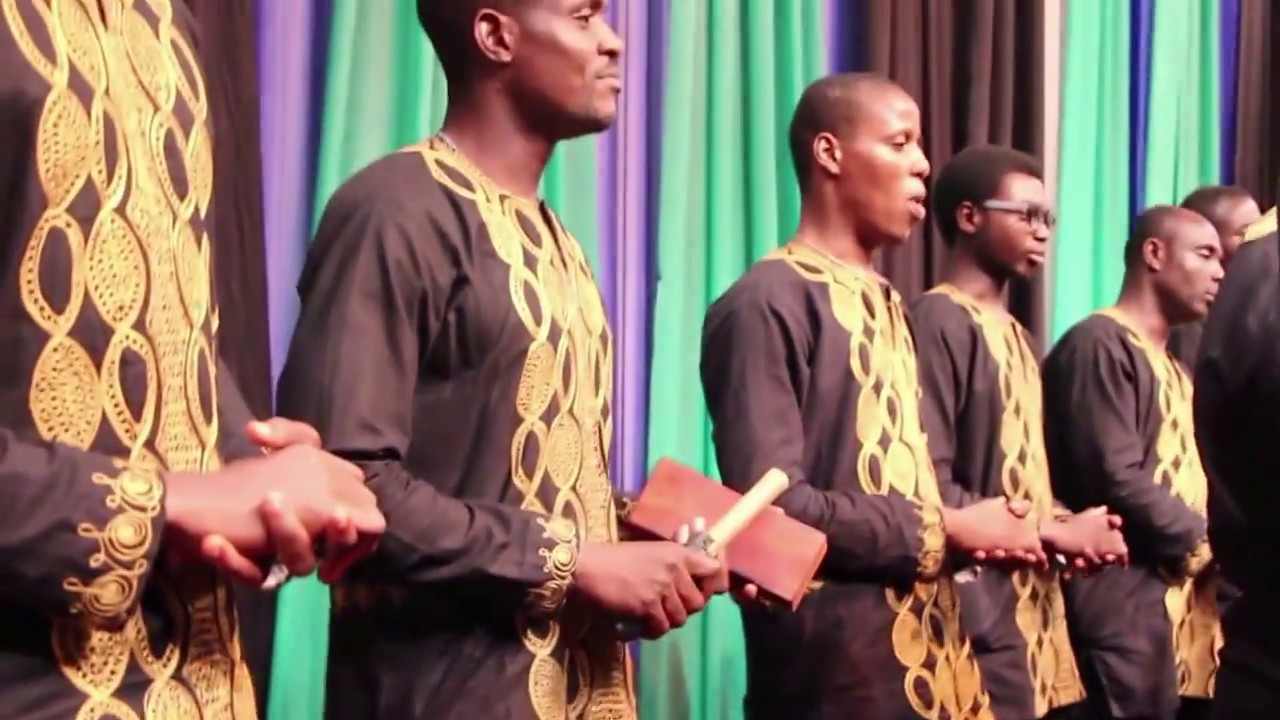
[1194,230,1280,718]
[700,245,992,720]
[1042,311,1219,720]
[276,138,633,720]
[912,286,1084,719]
[0,1,259,718]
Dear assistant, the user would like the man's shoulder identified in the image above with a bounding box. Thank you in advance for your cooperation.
[322,150,449,220]
[1045,313,1132,366]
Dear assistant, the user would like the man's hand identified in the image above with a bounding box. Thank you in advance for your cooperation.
[572,540,721,639]
[943,498,1047,568]
[1041,506,1127,579]
[164,425,385,584]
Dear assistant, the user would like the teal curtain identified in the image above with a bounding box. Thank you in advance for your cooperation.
[1050,2,1132,341]
[1143,0,1221,205]
[638,1,825,718]
[266,3,598,717]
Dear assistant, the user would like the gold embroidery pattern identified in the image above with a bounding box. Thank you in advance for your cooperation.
[413,139,633,720]
[916,501,946,581]
[1098,308,1221,699]
[528,516,580,617]
[1241,207,1275,244]
[933,286,1085,715]
[772,247,993,719]
[4,0,252,716]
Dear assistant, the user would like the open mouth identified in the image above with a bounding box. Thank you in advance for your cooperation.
[1026,251,1046,266]
[907,197,927,220]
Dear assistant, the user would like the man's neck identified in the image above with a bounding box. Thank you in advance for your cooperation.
[942,246,1008,311]
[1114,283,1172,347]
[438,95,555,198]
[793,199,875,269]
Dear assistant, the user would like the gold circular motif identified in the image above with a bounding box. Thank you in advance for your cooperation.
[101,509,153,561]
[545,415,583,490]
[37,86,95,208]
[52,617,131,697]
[30,337,103,448]
[143,678,201,719]
[516,341,557,419]
[80,571,141,618]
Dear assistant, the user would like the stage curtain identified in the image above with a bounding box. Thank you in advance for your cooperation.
[1143,0,1221,206]
[637,1,825,718]
[263,2,600,717]
[859,0,1048,346]
[1050,1,1132,340]
[1232,0,1277,204]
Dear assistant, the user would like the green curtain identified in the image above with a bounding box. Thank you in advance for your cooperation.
[1050,2,1132,341]
[1143,0,1221,205]
[266,3,597,717]
[638,1,825,718]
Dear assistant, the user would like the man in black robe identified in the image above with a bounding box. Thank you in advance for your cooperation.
[1166,185,1261,367]
[276,2,729,719]
[0,1,386,718]
[912,145,1128,720]
[700,73,1051,720]
[1194,176,1280,720]
[1044,206,1225,720]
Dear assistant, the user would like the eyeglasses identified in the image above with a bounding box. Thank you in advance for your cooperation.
[981,200,1056,230]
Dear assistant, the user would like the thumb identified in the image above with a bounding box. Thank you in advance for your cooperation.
[1006,499,1033,518]
[246,417,322,450]
[1082,506,1109,517]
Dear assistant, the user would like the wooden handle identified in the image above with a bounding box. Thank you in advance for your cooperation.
[706,468,790,555]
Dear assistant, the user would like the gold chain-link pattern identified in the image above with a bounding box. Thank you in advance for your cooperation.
[1097,308,1220,699]
[932,286,1084,715]
[772,247,993,719]
[411,139,633,720]
[4,0,251,716]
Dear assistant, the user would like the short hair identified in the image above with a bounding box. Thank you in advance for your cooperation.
[930,145,1043,246]
[417,1,518,83]
[1180,184,1255,226]
[788,72,905,191]
[1124,205,1206,268]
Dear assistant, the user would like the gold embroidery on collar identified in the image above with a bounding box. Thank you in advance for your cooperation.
[770,246,994,719]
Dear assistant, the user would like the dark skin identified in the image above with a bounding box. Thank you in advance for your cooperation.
[1116,210,1225,341]
[794,83,1045,569]
[384,0,735,639]
[943,171,1128,577]
[1198,195,1261,263]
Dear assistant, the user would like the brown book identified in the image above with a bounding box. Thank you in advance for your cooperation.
[619,457,828,610]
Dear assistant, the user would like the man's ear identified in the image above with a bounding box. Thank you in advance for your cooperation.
[1141,236,1165,272]
[813,132,842,179]
[956,201,981,235]
[475,8,519,65]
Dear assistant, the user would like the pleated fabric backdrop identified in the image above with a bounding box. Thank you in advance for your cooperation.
[233,2,1279,718]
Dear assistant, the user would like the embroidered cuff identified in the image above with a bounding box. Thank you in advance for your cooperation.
[62,462,164,620]
[917,501,946,581]
[525,516,579,616]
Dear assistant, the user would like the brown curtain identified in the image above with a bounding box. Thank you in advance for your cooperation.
[1233,0,1278,206]
[859,0,1048,343]
[185,0,277,711]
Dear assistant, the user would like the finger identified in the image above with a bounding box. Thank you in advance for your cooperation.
[1006,499,1032,518]
[675,524,691,545]
[988,549,1008,561]
[261,494,319,577]
[246,418,323,450]
[315,511,358,584]
[672,564,707,616]
[640,597,673,640]
[1108,515,1123,529]
[692,516,707,534]
[972,550,988,563]
[1083,506,1109,516]
[320,534,378,584]
[768,506,785,515]
[201,535,268,585]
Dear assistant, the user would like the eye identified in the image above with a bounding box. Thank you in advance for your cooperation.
[574,11,594,26]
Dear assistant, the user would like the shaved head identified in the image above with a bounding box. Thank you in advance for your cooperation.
[417,0,520,82]
[788,72,910,190]
[1124,205,1214,269]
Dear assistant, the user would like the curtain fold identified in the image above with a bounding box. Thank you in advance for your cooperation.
[1232,0,1277,203]
[1143,0,1221,206]
[860,0,1047,345]
[1050,1,1131,340]
[184,0,275,713]
[638,1,825,717]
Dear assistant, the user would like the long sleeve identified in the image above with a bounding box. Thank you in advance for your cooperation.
[215,358,262,463]
[0,431,166,621]
[1045,334,1205,572]
[701,287,943,585]
[911,302,987,510]
[276,181,573,612]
